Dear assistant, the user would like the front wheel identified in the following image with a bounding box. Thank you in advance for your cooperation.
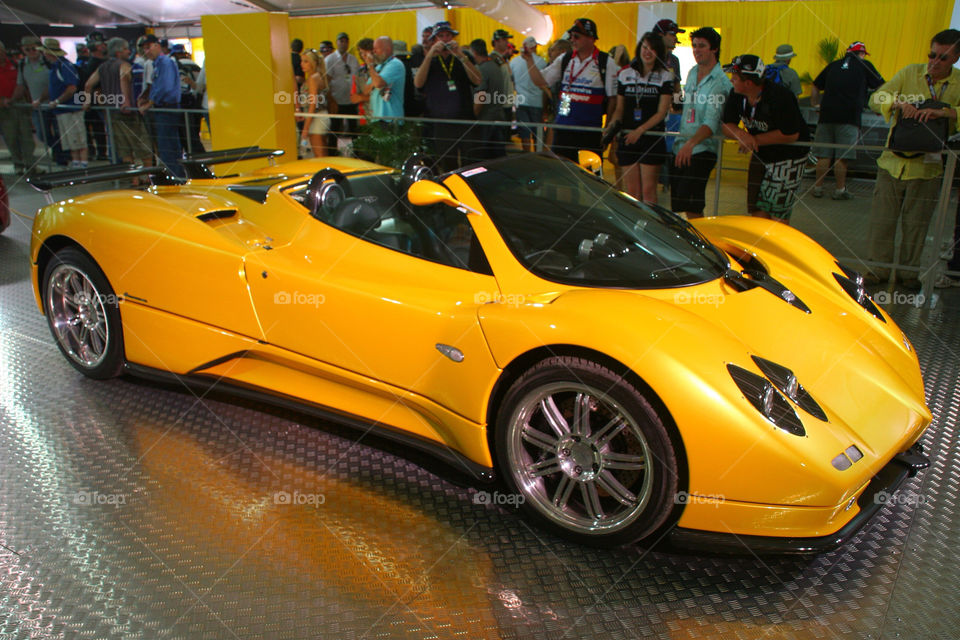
[495,356,682,546]
[43,247,124,379]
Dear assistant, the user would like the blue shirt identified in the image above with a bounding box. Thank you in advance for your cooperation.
[149,54,180,107]
[369,56,405,121]
[675,62,732,156]
[48,58,79,112]
[510,53,546,110]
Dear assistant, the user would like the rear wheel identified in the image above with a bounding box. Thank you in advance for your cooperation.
[495,356,681,546]
[43,247,124,379]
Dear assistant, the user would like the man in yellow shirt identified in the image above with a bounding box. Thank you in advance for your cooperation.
[866,29,960,288]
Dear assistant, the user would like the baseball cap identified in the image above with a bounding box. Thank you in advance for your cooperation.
[170,43,186,54]
[568,18,598,40]
[433,21,458,36]
[86,31,105,46]
[653,19,685,35]
[336,32,349,41]
[522,36,537,50]
[847,41,869,55]
[141,34,161,46]
[774,44,797,59]
[492,29,512,41]
[725,54,765,77]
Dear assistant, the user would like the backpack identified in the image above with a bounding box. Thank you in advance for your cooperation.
[764,63,787,86]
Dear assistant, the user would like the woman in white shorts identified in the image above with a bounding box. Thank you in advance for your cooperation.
[299,50,332,157]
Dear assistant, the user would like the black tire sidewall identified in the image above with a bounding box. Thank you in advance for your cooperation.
[494,356,681,547]
[43,247,124,379]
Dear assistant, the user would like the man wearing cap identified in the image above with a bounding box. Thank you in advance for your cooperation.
[41,39,88,169]
[325,33,360,143]
[84,38,152,171]
[865,29,960,288]
[413,21,482,170]
[469,39,507,161]
[511,36,546,152]
[523,18,618,160]
[0,40,36,175]
[490,29,515,98]
[766,45,802,96]
[810,41,884,200]
[670,27,730,218]
[138,34,183,177]
[722,53,810,221]
[14,35,69,167]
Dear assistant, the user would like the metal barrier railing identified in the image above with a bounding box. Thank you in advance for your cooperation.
[4,104,956,307]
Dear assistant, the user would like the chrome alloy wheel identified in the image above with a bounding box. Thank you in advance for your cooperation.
[46,264,111,369]
[506,382,654,534]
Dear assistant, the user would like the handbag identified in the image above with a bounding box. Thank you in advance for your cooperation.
[888,99,950,155]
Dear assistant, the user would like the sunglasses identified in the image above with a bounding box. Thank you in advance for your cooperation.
[928,51,953,61]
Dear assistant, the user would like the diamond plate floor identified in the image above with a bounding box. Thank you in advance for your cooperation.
[1,178,958,640]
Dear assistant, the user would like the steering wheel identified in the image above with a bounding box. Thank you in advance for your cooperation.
[577,233,632,261]
[305,168,348,220]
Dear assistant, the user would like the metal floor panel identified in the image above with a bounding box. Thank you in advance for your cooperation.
[1,181,959,640]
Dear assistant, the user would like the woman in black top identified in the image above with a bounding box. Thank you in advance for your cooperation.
[605,32,673,203]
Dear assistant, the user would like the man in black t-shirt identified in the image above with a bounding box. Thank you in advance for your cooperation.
[722,54,810,221]
[413,21,482,171]
[810,42,884,199]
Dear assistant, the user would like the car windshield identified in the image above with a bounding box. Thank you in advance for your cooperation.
[459,155,728,288]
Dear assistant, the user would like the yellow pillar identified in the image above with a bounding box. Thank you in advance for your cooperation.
[200,12,296,166]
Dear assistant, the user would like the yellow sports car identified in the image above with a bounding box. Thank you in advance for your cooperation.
[29,150,931,553]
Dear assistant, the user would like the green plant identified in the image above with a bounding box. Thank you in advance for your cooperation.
[351,120,425,168]
[817,37,841,65]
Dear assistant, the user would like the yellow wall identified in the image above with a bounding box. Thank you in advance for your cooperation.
[289,10,419,49]
[202,12,296,162]
[450,4,637,52]
[678,0,954,88]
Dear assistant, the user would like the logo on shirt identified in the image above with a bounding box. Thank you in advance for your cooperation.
[740,116,769,132]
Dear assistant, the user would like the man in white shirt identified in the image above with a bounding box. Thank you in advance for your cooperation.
[325,32,360,142]
[523,18,618,160]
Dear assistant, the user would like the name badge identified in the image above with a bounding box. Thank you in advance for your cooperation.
[686,107,696,124]
[558,93,572,117]
[447,80,457,92]
[633,108,643,123]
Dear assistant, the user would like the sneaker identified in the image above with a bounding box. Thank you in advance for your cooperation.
[832,189,853,200]
[812,186,824,198]
[934,274,960,288]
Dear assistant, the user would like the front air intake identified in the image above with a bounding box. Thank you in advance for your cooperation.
[727,364,805,436]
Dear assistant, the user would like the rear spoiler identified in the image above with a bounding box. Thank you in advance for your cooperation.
[26,164,174,202]
[181,146,284,179]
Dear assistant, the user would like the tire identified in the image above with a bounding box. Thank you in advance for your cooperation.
[495,356,682,547]
[43,247,124,379]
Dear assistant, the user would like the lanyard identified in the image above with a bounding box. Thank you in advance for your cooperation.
[741,95,759,122]
[438,53,455,79]
[566,48,598,86]
[926,74,948,100]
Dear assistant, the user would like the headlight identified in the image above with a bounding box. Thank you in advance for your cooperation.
[834,262,885,322]
[727,364,805,436]
[751,356,828,422]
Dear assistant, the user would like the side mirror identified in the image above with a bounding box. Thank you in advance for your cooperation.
[578,150,603,176]
[407,179,459,208]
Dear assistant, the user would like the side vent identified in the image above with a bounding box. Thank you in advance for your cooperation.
[196,209,238,223]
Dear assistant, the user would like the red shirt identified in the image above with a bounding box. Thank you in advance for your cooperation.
[0,59,17,99]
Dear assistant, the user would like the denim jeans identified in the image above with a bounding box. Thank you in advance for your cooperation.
[151,110,184,177]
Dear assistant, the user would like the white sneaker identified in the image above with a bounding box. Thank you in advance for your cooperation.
[832,189,853,200]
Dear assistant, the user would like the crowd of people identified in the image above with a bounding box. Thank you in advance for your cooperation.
[0,31,204,177]
[2,19,960,286]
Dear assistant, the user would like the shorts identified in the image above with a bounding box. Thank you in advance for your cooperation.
[55,111,87,151]
[308,111,331,136]
[747,153,807,220]
[670,151,717,215]
[515,105,543,141]
[813,123,859,160]
[616,131,667,166]
[111,112,152,160]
